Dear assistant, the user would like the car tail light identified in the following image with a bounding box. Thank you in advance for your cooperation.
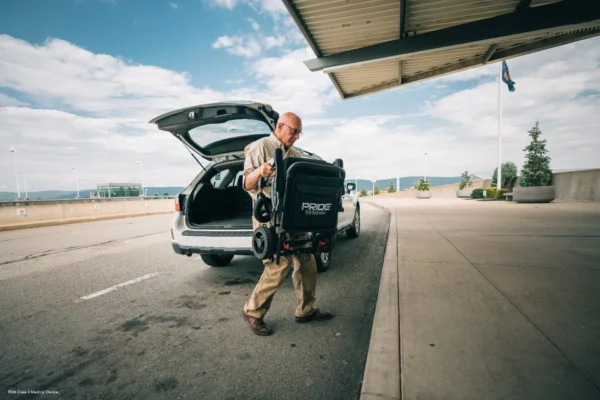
[175,193,187,213]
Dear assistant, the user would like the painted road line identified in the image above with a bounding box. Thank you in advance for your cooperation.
[79,272,161,301]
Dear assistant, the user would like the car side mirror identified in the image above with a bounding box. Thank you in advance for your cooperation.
[346,182,356,194]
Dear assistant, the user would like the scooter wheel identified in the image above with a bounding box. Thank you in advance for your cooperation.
[253,193,272,223]
[252,225,275,260]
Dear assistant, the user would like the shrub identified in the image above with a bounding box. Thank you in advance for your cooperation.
[496,188,509,199]
[471,188,484,199]
[458,171,473,190]
[491,161,518,190]
[373,185,380,195]
[520,120,553,187]
[485,187,497,198]
[417,179,430,191]
[359,188,368,197]
[388,181,396,193]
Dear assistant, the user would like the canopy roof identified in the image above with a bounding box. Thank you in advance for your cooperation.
[282,0,600,99]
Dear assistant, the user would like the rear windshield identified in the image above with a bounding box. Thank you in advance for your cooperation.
[188,118,272,148]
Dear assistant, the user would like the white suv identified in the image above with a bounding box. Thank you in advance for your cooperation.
[150,101,360,272]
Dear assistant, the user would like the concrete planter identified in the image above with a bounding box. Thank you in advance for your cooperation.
[416,190,431,199]
[513,186,555,203]
[456,189,472,198]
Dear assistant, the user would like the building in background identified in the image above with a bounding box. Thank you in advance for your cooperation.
[96,183,143,198]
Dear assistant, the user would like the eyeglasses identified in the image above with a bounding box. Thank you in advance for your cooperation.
[283,123,303,137]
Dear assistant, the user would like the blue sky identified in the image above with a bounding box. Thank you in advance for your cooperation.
[1,0,599,191]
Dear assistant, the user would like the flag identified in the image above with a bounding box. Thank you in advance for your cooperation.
[501,60,516,92]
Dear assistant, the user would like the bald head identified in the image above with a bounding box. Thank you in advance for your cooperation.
[274,111,303,149]
[279,112,301,126]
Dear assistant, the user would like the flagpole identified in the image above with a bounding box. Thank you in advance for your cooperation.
[497,61,503,191]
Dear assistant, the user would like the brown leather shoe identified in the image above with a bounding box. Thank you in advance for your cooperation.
[295,308,334,323]
[242,311,272,336]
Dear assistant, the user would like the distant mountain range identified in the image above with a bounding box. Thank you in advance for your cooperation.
[0,176,475,200]
[345,176,466,192]
[0,187,185,201]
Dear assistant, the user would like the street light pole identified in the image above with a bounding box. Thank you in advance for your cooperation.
[9,148,21,199]
[136,161,144,196]
[20,171,28,199]
[424,152,428,181]
[371,179,376,199]
[72,167,79,198]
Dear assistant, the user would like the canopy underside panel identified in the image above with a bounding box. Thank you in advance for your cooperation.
[283,0,600,99]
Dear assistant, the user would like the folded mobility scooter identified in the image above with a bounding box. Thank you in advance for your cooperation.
[251,148,346,265]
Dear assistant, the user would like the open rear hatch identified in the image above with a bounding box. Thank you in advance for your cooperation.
[149,101,279,162]
[150,101,280,230]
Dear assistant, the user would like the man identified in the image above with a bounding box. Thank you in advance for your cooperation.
[241,111,334,336]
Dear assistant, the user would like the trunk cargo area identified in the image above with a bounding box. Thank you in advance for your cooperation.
[186,183,253,229]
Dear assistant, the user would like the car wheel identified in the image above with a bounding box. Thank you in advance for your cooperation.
[200,254,234,267]
[315,248,331,273]
[346,208,360,239]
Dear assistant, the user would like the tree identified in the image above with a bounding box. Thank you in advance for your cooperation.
[359,188,368,197]
[459,171,473,190]
[491,161,518,190]
[388,180,396,193]
[417,178,430,191]
[373,185,380,195]
[519,121,552,187]
[163,192,170,196]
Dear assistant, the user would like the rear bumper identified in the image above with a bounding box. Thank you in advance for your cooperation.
[172,242,254,256]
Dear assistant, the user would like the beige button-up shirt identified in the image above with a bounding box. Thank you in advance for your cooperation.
[243,133,301,200]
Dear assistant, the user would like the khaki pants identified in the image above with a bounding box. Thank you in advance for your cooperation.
[244,204,318,319]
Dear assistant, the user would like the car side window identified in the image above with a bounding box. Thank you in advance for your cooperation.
[228,171,244,187]
[210,170,230,187]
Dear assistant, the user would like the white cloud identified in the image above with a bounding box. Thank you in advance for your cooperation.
[0,106,199,191]
[246,17,260,31]
[169,2,178,9]
[207,0,286,16]
[225,79,245,85]
[246,48,338,115]
[264,35,285,49]
[1,31,599,192]
[205,0,238,10]
[211,32,286,58]
[0,34,340,191]
[206,0,305,47]
[0,34,231,119]
[0,34,336,120]
[212,34,262,58]
[251,0,287,15]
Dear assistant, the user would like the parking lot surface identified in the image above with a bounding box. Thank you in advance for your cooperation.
[0,204,389,400]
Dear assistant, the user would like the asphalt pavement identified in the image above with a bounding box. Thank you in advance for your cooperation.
[0,204,390,400]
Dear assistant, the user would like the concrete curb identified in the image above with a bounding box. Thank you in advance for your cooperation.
[360,201,401,400]
[0,210,173,232]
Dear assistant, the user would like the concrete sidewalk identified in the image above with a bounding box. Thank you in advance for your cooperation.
[360,198,600,400]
